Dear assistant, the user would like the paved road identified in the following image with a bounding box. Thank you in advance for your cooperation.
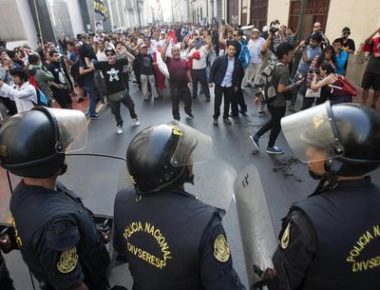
[4,82,380,289]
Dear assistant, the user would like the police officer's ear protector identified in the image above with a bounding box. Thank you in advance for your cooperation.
[33,106,64,153]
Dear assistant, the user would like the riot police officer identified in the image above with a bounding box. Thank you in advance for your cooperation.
[113,121,245,290]
[272,101,380,289]
[0,107,110,290]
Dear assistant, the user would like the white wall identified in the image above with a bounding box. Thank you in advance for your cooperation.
[0,0,38,48]
[267,0,290,26]
[66,0,85,36]
[326,0,380,49]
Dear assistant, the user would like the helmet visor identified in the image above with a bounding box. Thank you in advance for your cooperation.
[169,121,212,167]
[281,102,344,163]
[49,108,88,153]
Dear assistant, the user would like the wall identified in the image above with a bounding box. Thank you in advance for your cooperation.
[0,0,38,48]
[326,0,380,48]
[66,0,85,36]
[267,0,290,27]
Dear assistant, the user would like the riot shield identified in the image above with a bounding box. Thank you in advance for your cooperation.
[234,164,279,289]
[118,159,237,211]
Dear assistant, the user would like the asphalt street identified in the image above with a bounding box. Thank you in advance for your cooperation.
[4,82,380,289]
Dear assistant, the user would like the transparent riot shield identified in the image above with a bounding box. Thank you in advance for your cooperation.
[235,164,285,289]
[118,159,236,211]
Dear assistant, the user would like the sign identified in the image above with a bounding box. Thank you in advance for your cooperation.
[94,0,109,21]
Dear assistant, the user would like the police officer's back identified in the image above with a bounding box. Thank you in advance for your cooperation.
[113,122,245,290]
[272,102,380,290]
[0,107,110,290]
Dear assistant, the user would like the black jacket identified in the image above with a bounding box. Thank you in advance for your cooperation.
[209,55,244,88]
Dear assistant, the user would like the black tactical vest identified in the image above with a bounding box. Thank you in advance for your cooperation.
[10,182,109,290]
[292,178,380,290]
[114,187,222,290]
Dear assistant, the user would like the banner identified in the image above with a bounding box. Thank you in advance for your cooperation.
[94,0,109,21]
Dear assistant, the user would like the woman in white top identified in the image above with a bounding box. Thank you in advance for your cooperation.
[0,68,37,113]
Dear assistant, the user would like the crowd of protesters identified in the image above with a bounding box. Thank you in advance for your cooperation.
[0,19,379,152]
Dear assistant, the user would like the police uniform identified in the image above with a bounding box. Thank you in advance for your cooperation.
[273,177,380,290]
[113,187,245,290]
[10,181,110,290]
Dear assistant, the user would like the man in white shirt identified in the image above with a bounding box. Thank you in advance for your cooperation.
[243,28,265,87]
[0,68,37,113]
[188,39,212,101]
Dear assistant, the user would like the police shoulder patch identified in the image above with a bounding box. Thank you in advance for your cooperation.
[57,247,78,273]
[281,223,290,250]
[213,234,230,263]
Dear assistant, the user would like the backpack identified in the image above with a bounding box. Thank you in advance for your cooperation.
[256,62,284,103]
[28,75,48,106]
[238,41,251,69]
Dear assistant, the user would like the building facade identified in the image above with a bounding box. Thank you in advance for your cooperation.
[0,0,88,48]
[172,0,190,23]
[238,0,380,49]
[107,0,146,30]
[189,0,227,25]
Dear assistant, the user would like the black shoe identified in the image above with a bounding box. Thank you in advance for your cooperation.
[266,146,284,155]
[213,119,218,126]
[240,110,247,116]
[186,113,195,120]
[231,114,239,119]
[174,116,180,121]
[206,98,211,102]
[249,135,260,150]
[223,118,232,125]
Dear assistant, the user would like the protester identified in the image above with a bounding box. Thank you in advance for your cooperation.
[361,26,380,109]
[250,43,301,155]
[0,68,36,112]
[135,44,158,101]
[340,27,356,54]
[332,38,349,76]
[95,48,140,134]
[162,40,194,121]
[47,50,73,109]
[188,37,212,101]
[28,53,54,106]
[209,42,244,125]
[244,28,265,87]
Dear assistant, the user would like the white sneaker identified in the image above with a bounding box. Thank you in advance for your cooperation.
[117,126,123,135]
[133,118,141,126]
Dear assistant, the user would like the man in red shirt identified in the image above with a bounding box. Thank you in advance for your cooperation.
[162,41,194,121]
[361,26,380,110]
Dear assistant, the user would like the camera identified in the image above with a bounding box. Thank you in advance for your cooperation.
[270,27,279,34]
[269,20,280,35]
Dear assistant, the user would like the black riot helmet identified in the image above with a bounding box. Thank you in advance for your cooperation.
[281,101,380,177]
[0,107,88,178]
[126,121,212,194]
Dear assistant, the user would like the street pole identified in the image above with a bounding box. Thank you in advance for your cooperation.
[292,0,307,78]
[32,0,44,44]
[296,0,307,42]
[136,0,142,28]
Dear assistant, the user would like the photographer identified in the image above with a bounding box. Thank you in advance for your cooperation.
[250,43,302,155]
[288,33,323,112]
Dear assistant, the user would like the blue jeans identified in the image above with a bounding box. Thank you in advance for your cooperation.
[84,85,97,116]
